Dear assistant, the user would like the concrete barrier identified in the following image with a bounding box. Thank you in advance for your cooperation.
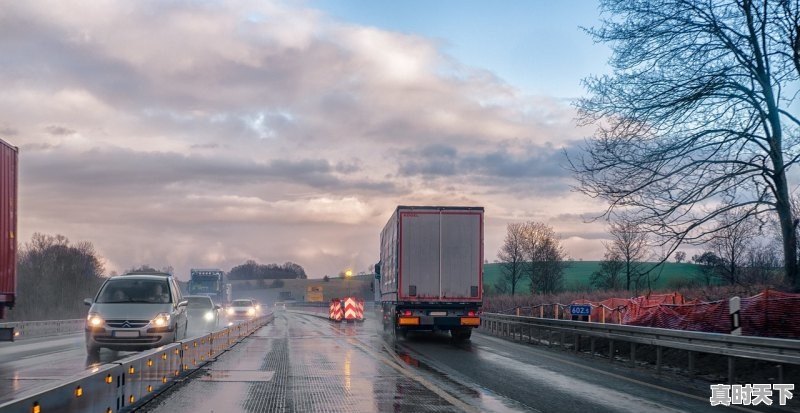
[0,319,85,341]
[0,312,274,413]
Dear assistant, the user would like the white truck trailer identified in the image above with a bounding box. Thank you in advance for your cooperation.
[377,206,483,340]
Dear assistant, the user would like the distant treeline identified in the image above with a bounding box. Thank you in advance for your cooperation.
[4,234,307,321]
[227,260,307,280]
[6,233,105,321]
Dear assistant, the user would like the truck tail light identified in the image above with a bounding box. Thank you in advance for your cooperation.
[467,311,475,317]
[398,317,420,326]
[460,317,480,326]
[402,310,412,316]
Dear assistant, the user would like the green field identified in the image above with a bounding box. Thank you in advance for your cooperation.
[483,261,702,293]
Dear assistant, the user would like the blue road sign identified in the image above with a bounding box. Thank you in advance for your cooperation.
[570,304,592,316]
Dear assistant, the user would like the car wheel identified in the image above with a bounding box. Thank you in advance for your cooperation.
[86,344,100,359]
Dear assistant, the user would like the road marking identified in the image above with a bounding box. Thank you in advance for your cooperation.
[476,333,760,413]
[293,311,479,413]
[351,337,480,413]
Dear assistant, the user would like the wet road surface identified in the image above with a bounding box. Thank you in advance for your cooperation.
[139,310,785,413]
[0,319,224,403]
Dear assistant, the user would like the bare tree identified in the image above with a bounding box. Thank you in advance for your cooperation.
[590,250,625,290]
[569,0,800,290]
[521,222,567,294]
[10,233,105,321]
[605,220,650,291]
[674,251,686,263]
[708,211,757,285]
[497,223,527,296]
[742,241,782,284]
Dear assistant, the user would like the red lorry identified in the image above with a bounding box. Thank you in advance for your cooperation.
[0,138,17,323]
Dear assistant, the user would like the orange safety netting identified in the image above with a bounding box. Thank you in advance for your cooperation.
[572,290,800,338]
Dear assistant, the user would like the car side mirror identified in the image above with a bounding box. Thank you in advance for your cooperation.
[83,298,93,306]
[374,263,381,275]
[177,300,188,307]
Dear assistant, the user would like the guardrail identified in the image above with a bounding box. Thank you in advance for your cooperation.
[0,319,85,341]
[480,312,800,384]
[0,313,274,413]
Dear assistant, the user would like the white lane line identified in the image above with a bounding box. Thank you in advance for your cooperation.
[292,311,479,413]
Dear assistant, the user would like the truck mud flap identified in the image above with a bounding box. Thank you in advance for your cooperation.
[0,327,14,341]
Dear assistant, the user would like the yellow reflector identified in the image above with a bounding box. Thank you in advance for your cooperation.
[75,386,83,397]
[107,408,112,413]
[32,402,40,413]
[193,342,197,348]
[162,376,167,383]
[128,366,135,374]
[147,359,153,367]
[147,385,153,392]
[398,317,420,326]
[162,353,168,360]
[105,375,113,384]
[129,395,134,403]
[460,317,481,326]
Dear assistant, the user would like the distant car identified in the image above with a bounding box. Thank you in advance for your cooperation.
[84,272,188,357]
[185,295,221,330]
[274,301,286,310]
[226,299,258,320]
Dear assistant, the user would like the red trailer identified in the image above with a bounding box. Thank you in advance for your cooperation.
[0,138,17,321]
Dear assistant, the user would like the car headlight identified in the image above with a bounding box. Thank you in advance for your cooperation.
[255,305,260,311]
[204,311,214,321]
[247,308,255,316]
[87,313,104,327]
[226,307,234,315]
[152,313,170,327]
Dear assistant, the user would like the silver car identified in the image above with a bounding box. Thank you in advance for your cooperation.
[84,272,188,356]
[185,295,221,331]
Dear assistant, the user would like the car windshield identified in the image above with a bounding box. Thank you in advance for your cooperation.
[96,278,172,304]
[231,300,252,307]
[186,296,213,309]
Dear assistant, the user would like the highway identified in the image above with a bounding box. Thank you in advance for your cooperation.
[134,310,782,413]
[1,309,794,412]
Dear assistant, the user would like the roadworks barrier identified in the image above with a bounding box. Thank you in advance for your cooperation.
[0,313,274,413]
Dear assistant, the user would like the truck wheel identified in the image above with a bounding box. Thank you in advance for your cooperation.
[451,328,472,341]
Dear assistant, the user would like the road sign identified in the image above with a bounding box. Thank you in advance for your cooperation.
[569,304,592,316]
[307,285,324,302]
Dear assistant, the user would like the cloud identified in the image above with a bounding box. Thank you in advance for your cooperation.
[1,0,600,277]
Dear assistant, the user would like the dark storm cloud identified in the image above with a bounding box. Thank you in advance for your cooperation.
[398,142,576,180]
[45,125,77,136]
[20,148,396,195]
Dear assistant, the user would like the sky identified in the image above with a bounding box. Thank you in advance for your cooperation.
[0,0,615,280]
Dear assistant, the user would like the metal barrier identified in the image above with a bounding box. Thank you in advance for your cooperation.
[0,313,274,413]
[0,319,85,341]
[481,312,800,383]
